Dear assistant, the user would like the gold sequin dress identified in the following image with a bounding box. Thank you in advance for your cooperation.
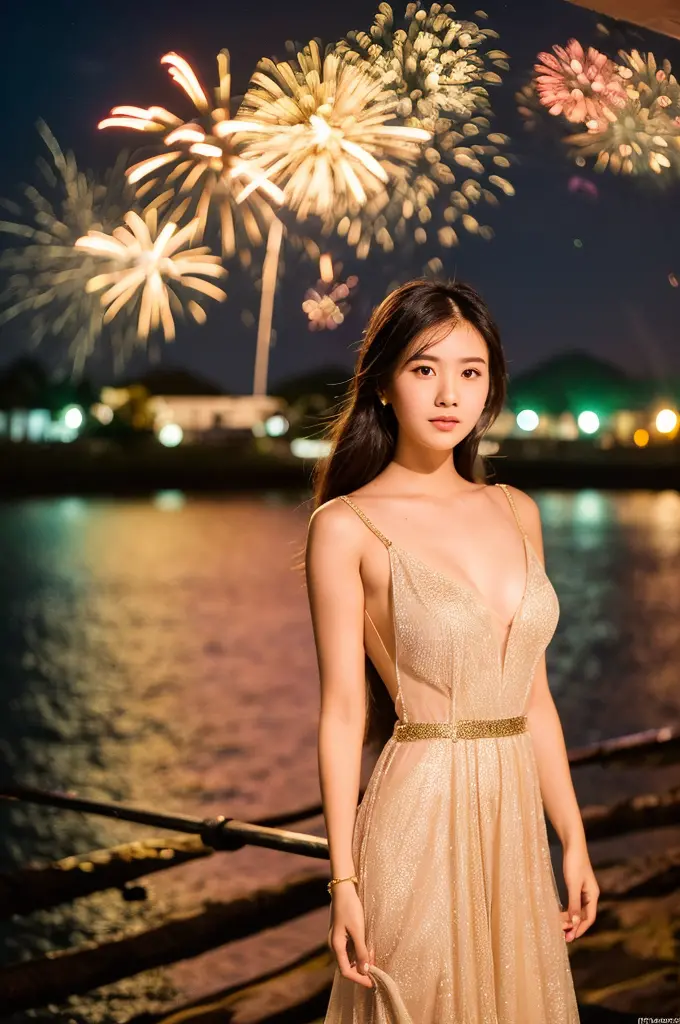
[323,483,580,1024]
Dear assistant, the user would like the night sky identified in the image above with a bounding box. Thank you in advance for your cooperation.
[1,0,679,392]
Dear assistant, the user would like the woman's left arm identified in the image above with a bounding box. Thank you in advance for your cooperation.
[511,486,600,943]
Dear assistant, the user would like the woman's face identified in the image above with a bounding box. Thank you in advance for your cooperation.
[384,319,491,450]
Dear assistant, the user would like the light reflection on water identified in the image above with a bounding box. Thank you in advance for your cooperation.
[0,489,679,1020]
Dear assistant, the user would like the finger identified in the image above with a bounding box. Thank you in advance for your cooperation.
[352,932,373,981]
[334,938,374,988]
[573,899,597,938]
[565,891,582,939]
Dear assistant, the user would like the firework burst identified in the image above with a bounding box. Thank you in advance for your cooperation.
[533,39,627,130]
[565,100,680,175]
[302,254,358,330]
[335,2,514,260]
[74,207,227,343]
[99,50,285,261]
[0,120,136,375]
[566,48,680,175]
[618,48,680,119]
[236,38,431,227]
[521,41,680,177]
[302,274,358,331]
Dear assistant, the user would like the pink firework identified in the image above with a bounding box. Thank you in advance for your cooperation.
[302,275,359,332]
[534,39,627,131]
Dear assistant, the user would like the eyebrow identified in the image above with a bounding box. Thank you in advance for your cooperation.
[404,353,488,365]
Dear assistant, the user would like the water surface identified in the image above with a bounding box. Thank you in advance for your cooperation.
[1,489,679,1020]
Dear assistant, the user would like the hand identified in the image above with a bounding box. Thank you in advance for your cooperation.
[328,882,375,989]
[560,844,600,943]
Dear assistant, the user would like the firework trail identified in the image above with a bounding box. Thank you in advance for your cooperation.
[99,50,285,261]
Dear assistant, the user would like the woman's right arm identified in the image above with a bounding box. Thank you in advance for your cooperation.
[305,500,375,989]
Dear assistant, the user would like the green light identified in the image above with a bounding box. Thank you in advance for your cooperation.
[62,405,84,429]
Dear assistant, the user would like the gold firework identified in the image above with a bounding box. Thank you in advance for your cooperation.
[0,120,136,375]
[565,49,680,175]
[237,39,431,226]
[75,207,227,342]
[98,50,285,260]
[335,2,514,259]
[618,48,680,120]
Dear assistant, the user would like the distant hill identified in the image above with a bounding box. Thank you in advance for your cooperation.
[507,349,678,414]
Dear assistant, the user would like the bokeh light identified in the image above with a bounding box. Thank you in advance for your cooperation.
[158,423,184,447]
[655,408,678,434]
[577,410,600,434]
[516,409,539,431]
[62,406,84,430]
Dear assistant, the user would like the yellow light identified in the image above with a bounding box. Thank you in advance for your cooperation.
[655,408,678,434]
[633,428,649,447]
[92,404,114,424]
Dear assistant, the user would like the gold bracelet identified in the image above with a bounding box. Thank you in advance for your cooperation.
[327,873,358,895]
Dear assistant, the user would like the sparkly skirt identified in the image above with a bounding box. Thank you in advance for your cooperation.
[323,723,580,1023]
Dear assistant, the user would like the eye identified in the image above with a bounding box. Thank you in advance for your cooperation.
[413,365,482,378]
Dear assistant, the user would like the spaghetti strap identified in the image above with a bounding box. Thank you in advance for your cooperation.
[495,482,527,539]
[338,495,393,549]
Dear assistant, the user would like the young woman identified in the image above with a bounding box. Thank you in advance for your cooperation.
[305,278,599,1023]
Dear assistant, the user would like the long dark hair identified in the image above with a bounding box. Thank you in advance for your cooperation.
[305,278,508,750]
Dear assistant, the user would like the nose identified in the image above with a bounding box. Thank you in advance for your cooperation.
[435,377,459,406]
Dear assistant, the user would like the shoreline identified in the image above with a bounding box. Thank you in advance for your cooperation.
[0,439,678,496]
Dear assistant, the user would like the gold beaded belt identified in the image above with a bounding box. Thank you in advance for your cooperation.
[395,716,527,742]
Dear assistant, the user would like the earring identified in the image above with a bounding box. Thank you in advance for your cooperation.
[378,393,388,406]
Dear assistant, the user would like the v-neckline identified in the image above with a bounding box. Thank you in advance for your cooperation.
[338,486,533,680]
[389,534,533,677]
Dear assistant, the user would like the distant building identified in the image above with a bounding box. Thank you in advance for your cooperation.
[146,393,286,439]
[101,368,287,442]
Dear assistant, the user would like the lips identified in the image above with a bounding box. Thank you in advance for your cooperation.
[429,417,461,432]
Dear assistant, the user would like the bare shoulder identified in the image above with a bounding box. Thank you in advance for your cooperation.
[493,482,542,529]
[306,495,365,557]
